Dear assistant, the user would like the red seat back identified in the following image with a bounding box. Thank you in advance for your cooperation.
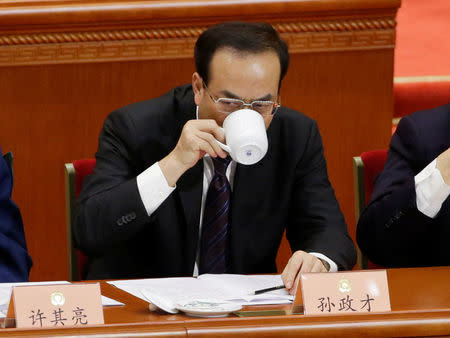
[72,159,96,280]
[360,150,388,205]
[359,150,388,269]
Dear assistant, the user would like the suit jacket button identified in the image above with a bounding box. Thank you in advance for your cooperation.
[385,219,393,229]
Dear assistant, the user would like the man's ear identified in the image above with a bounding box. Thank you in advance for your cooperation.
[192,72,203,106]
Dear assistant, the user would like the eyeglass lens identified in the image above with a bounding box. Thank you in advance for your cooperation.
[217,99,274,115]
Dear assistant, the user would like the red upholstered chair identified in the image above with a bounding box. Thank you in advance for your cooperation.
[353,150,388,269]
[64,159,96,281]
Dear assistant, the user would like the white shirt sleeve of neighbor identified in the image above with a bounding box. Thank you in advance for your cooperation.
[415,158,450,218]
[137,162,176,216]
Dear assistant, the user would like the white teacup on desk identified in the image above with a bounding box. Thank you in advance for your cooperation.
[216,108,268,165]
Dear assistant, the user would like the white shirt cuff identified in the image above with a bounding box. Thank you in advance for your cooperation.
[309,252,338,272]
[415,159,450,218]
[137,162,176,216]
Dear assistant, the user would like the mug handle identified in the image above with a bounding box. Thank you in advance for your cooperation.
[216,140,231,154]
[216,127,232,154]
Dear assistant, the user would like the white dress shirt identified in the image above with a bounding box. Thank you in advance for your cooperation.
[415,158,450,218]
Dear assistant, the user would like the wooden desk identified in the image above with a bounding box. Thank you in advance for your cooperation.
[1,266,450,337]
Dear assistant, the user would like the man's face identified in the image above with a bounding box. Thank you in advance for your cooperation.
[193,48,281,128]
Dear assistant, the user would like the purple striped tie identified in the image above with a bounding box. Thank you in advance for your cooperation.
[199,156,232,274]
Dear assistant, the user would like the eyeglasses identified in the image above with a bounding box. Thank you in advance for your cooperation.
[203,81,280,116]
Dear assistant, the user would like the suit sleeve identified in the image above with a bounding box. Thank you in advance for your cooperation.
[0,150,32,282]
[286,120,356,270]
[73,110,154,256]
[356,116,434,266]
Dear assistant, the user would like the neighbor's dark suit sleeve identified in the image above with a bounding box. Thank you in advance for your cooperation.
[73,109,153,256]
[0,147,32,282]
[356,115,439,266]
[286,120,356,270]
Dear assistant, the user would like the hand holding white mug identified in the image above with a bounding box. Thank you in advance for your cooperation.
[216,109,268,165]
[160,119,227,186]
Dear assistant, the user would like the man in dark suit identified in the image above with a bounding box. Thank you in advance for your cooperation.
[74,22,356,292]
[0,146,32,281]
[357,104,450,267]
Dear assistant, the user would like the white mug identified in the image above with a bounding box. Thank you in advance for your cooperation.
[216,108,268,165]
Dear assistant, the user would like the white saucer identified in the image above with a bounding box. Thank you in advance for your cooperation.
[176,299,242,318]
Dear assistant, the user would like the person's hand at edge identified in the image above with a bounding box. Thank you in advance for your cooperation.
[437,147,450,185]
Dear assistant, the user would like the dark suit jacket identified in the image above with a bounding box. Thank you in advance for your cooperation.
[357,104,450,267]
[0,147,32,281]
[74,84,356,279]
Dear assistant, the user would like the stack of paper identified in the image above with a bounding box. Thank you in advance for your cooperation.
[108,274,293,313]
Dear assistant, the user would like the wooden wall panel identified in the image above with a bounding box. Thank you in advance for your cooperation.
[0,60,195,281]
[0,0,400,281]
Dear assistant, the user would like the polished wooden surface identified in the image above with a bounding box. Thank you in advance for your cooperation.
[0,267,450,337]
[0,0,400,281]
[0,0,400,23]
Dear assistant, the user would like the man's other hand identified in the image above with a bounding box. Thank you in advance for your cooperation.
[281,250,328,295]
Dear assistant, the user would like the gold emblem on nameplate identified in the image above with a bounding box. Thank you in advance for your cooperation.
[338,278,351,293]
[50,292,66,306]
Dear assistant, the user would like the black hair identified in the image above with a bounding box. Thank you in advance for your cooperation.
[194,21,289,89]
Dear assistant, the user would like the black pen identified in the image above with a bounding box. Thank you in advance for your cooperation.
[253,284,285,295]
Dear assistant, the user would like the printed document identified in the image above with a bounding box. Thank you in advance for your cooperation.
[108,274,293,308]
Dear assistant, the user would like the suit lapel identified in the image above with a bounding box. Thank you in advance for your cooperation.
[177,160,204,272]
